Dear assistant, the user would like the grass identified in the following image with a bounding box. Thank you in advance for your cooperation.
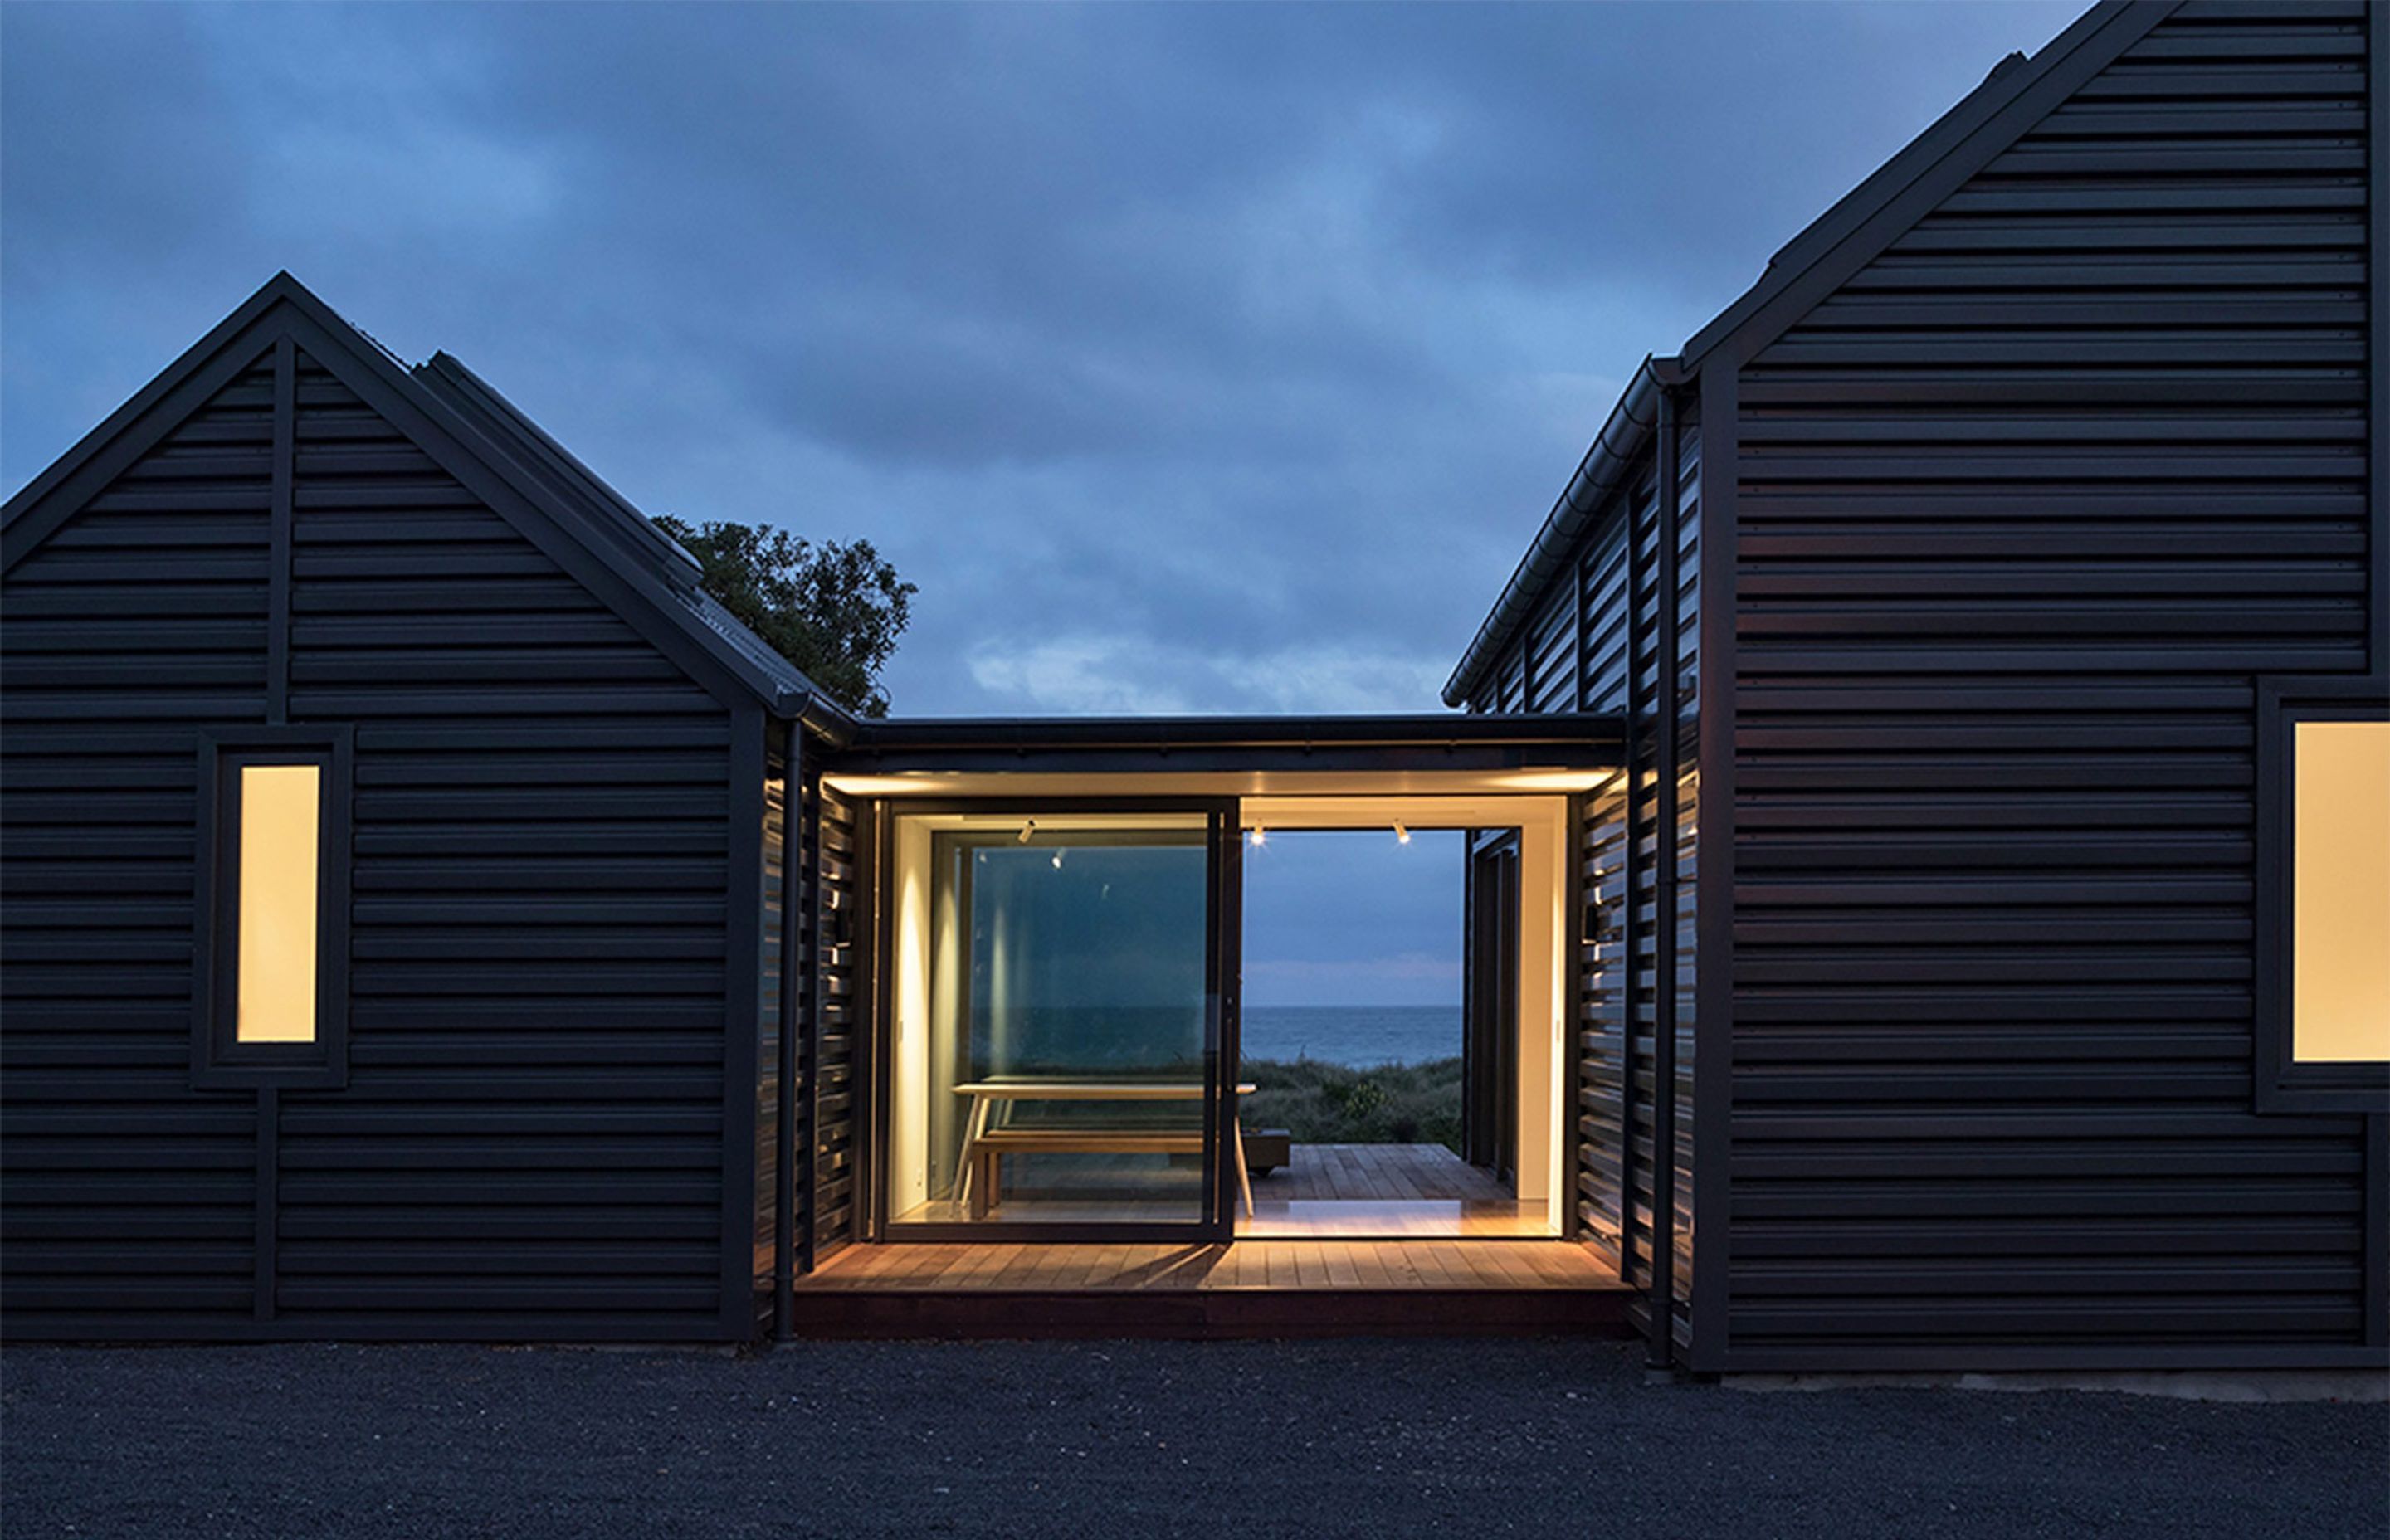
[1241,1055,1463,1152]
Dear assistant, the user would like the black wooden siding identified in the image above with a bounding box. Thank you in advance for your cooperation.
[757,739,788,1330]
[2,339,756,1340]
[276,353,739,1336]
[1721,0,2380,1368]
[1662,422,1700,1357]
[1,358,279,1336]
[1471,413,1704,1358]
[800,777,863,1265]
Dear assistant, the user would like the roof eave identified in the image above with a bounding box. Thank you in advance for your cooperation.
[1440,357,1672,707]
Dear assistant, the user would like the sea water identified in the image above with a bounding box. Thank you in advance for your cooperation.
[1240,1005,1461,1067]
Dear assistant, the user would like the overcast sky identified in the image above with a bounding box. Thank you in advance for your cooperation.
[1242,830,1464,1010]
[2,2,2081,1009]
[4,0,2079,719]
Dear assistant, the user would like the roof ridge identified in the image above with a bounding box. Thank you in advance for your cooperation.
[3,270,847,733]
[1678,0,2170,368]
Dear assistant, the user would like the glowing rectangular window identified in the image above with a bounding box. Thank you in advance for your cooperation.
[236,763,322,1044]
[2292,720,2390,1064]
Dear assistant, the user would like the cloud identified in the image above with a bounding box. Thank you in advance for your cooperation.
[968,636,1197,717]
[1,0,2088,988]
[2,0,2085,724]
[967,632,1452,716]
[1246,955,1461,986]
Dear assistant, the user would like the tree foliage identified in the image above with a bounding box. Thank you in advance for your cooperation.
[652,515,916,718]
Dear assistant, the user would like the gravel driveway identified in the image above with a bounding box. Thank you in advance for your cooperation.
[4,1339,2383,1538]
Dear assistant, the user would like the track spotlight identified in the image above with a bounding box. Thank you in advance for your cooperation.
[1394,821,1411,846]
[1017,820,1036,845]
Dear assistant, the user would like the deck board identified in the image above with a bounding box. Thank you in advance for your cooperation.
[797,1238,1615,1294]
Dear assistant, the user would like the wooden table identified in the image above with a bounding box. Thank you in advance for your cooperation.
[952,1081,1260,1221]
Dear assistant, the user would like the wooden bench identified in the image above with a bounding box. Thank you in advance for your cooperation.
[953,1081,1256,1220]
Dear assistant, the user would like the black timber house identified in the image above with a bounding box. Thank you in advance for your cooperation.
[1442,0,2388,1372]
[2,0,2385,1373]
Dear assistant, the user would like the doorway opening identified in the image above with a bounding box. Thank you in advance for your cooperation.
[851,778,1578,1249]
[1235,801,1563,1240]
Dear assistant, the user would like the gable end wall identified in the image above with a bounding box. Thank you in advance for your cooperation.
[1,330,760,1341]
[1719,0,2383,1371]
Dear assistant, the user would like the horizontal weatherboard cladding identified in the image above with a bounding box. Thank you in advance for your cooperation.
[0,288,783,1343]
[758,739,789,1333]
[1721,0,2378,1367]
[274,353,735,1335]
[0,357,278,1334]
[1471,407,1701,1361]
[802,781,863,1267]
[1451,0,2384,1372]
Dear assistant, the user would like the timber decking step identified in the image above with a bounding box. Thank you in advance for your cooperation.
[784,1239,1632,1339]
[797,1240,1615,1292]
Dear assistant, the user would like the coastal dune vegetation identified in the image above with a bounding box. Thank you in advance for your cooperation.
[1240,1055,1463,1152]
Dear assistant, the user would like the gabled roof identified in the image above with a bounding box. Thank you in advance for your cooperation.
[1442,0,2178,707]
[1676,0,2171,373]
[2,271,852,736]
[411,351,711,606]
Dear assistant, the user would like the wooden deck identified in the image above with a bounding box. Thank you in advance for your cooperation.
[890,1143,1554,1238]
[1243,1143,1549,1237]
[786,1238,1629,1338]
[1266,1143,1509,1201]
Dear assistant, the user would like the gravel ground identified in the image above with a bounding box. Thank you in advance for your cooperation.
[3,1339,2383,1539]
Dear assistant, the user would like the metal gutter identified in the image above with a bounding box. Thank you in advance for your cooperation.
[790,690,859,749]
[1441,357,1674,708]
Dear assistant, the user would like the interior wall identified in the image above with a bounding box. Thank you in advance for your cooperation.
[889,815,934,1217]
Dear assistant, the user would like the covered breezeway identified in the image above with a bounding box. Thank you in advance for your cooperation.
[788,714,1625,1334]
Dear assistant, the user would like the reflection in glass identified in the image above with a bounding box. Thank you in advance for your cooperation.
[890,816,1212,1226]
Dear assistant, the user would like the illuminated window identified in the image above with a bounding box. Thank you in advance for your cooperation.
[2290,721,2390,1064]
[235,764,322,1044]
[194,731,350,1089]
[2257,689,2389,1112]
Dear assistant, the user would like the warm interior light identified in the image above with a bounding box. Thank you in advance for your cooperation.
[2292,720,2390,1063]
[1394,821,1411,845]
[236,763,321,1044]
[1247,827,1266,848]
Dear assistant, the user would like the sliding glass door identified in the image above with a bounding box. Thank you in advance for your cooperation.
[883,803,1238,1240]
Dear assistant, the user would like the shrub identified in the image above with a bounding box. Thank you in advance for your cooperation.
[1240,1055,1463,1152]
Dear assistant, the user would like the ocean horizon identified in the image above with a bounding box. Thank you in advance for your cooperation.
[1241,1004,1460,1067]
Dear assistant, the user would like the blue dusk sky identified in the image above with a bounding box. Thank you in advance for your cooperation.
[1243,831,1466,1010]
[1,0,2082,998]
